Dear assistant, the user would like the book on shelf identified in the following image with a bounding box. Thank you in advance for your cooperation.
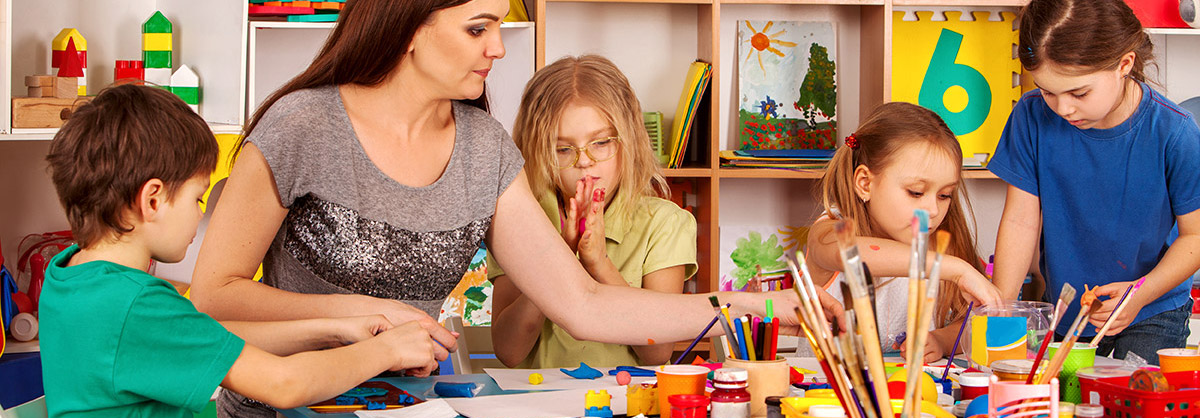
[718,149,832,170]
[667,60,712,169]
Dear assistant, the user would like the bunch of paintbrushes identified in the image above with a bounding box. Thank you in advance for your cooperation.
[1028,276,1147,383]
[902,209,951,418]
[675,296,782,364]
[787,251,864,418]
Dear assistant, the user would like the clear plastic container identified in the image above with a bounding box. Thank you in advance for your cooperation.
[964,301,1053,369]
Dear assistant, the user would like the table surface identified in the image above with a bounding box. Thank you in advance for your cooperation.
[278,373,527,418]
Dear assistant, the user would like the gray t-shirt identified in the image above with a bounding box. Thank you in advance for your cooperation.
[249,85,524,316]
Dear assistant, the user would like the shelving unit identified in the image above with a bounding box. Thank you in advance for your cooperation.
[530,0,1200,298]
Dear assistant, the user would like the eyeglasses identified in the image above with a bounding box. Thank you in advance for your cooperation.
[555,136,621,169]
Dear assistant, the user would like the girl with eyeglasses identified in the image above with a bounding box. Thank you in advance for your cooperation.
[487,55,698,368]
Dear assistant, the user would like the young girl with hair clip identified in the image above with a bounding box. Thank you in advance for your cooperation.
[488,55,697,368]
[990,0,1200,364]
[806,102,1003,362]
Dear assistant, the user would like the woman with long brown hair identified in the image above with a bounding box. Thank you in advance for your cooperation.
[191,0,811,414]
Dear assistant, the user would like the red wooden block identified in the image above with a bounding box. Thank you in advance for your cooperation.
[115,60,145,83]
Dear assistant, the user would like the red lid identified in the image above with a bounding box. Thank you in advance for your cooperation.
[668,394,710,407]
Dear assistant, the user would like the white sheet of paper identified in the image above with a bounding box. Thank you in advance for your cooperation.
[483,367,653,391]
[444,385,628,418]
[352,399,459,418]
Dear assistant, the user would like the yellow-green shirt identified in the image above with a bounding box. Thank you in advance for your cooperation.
[488,192,697,368]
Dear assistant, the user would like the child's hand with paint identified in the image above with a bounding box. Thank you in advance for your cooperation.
[946,258,1003,307]
[578,187,609,272]
[1087,279,1147,335]
[558,176,598,253]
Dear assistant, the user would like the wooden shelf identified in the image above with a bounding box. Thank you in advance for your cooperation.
[718,168,825,179]
[547,0,714,3]
[663,167,715,178]
[715,167,1000,180]
[892,0,1028,5]
[721,0,882,5]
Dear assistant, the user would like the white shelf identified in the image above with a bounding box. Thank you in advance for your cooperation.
[0,122,243,141]
[1146,28,1200,36]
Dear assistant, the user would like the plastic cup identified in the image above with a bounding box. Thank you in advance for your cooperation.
[1046,343,1097,403]
[655,365,709,415]
[1157,348,1200,373]
[724,357,789,417]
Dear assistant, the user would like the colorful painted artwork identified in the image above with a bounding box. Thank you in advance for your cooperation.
[738,20,837,150]
[439,247,492,326]
[969,315,1028,367]
[719,225,809,291]
[892,11,1022,161]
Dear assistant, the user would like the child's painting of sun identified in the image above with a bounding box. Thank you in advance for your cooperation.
[738,20,837,150]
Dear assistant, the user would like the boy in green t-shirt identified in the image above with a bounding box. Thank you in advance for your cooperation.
[38,84,454,418]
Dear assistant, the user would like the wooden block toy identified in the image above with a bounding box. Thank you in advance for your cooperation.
[249,5,315,16]
[51,28,87,95]
[25,76,77,99]
[145,68,171,89]
[115,60,145,83]
[313,2,343,11]
[11,97,93,128]
[170,65,200,113]
[143,12,173,69]
[292,1,313,7]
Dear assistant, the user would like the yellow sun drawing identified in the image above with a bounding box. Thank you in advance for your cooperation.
[743,21,798,74]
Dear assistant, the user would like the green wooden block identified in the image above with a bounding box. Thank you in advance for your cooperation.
[172,86,200,105]
[143,11,172,34]
[143,50,172,68]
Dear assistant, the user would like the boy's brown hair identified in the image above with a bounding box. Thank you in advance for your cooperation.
[46,84,217,248]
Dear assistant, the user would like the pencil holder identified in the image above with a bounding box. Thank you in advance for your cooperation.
[725,357,789,418]
[1046,343,1096,403]
[987,375,1059,418]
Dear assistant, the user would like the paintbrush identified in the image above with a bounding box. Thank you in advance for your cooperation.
[1039,300,1102,384]
[1089,277,1147,347]
[943,301,973,381]
[911,230,947,416]
[673,298,728,364]
[1027,284,1077,383]
[906,211,930,362]
[839,312,878,418]
[833,220,893,418]
[788,257,861,418]
[795,306,862,418]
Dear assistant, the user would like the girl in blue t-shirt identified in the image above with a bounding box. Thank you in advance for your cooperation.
[990,0,1200,364]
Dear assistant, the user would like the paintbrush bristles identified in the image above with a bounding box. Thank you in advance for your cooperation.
[709,295,720,308]
[935,230,950,254]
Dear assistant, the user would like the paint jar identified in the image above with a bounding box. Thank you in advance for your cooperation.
[806,404,845,418]
[1074,404,1103,418]
[711,368,751,418]
[1046,343,1097,403]
[668,394,709,418]
[656,365,709,414]
[725,357,789,418]
[1058,402,1075,418]
[959,372,990,402]
[1157,348,1200,373]
[964,301,1052,369]
[765,396,785,418]
[991,359,1037,382]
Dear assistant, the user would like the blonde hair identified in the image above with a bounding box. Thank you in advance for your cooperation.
[817,102,984,326]
[513,55,669,213]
